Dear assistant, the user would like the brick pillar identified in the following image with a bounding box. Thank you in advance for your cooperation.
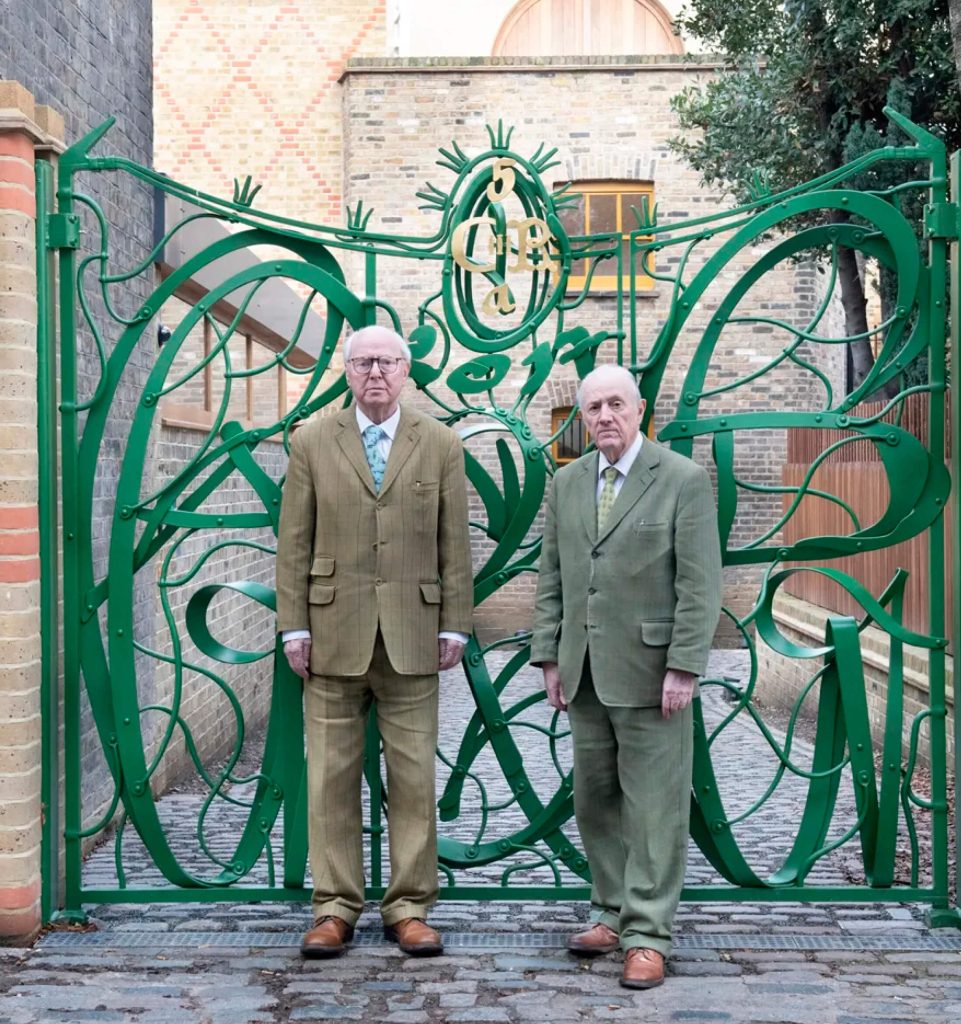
[0,81,63,944]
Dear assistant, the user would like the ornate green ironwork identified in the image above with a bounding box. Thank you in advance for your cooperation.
[38,109,959,925]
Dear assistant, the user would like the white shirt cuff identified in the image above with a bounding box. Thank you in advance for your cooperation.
[438,631,469,645]
[282,629,311,642]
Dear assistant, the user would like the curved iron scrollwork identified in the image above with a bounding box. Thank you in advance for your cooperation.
[45,109,956,921]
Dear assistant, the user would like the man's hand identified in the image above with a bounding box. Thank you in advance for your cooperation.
[661,668,697,719]
[284,638,311,679]
[438,638,465,671]
[542,662,568,712]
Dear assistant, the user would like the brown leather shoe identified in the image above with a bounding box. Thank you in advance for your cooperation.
[300,915,354,958]
[567,922,620,957]
[621,947,665,989]
[383,917,444,956]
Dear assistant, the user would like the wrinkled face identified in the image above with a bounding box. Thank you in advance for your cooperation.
[345,329,410,421]
[580,373,645,463]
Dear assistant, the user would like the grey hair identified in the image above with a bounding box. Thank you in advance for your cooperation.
[576,364,640,408]
[343,326,412,364]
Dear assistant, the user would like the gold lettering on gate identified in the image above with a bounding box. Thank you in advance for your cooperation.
[451,158,558,317]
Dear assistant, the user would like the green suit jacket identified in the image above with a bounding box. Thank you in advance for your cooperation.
[275,404,474,676]
[531,439,722,707]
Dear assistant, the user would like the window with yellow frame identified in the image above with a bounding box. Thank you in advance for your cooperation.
[555,180,655,293]
[551,406,588,465]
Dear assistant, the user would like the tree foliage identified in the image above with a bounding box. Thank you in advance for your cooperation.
[670,0,961,389]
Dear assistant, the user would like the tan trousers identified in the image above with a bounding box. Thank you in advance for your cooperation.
[303,634,439,926]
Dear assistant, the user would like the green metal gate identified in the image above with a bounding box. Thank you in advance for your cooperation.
[37,111,960,926]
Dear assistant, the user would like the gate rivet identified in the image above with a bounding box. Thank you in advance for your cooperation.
[499,840,511,852]
[778,548,789,558]
[123,717,131,725]
[272,786,282,798]
[935,497,943,505]
[66,533,74,540]
[712,820,726,833]
[116,628,124,637]
[132,782,144,795]
[466,847,478,859]
[719,419,727,427]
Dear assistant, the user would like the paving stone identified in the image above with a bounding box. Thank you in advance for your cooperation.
[670,961,743,977]
[444,1011,513,1023]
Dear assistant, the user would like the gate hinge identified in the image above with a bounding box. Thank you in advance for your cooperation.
[46,213,80,250]
[923,201,961,240]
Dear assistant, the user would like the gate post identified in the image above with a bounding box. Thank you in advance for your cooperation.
[952,150,961,925]
[0,81,63,943]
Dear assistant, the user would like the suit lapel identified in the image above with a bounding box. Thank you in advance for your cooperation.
[334,408,378,497]
[379,406,420,496]
[577,453,600,543]
[597,439,660,541]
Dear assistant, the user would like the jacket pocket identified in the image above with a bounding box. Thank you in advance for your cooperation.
[641,620,673,646]
[308,582,335,605]
[310,556,335,578]
[420,581,442,604]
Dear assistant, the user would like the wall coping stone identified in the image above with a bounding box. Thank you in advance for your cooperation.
[342,53,727,79]
[0,81,65,153]
[770,592,954,710]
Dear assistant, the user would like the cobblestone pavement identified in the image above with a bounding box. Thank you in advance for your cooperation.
[2,652,960,1023]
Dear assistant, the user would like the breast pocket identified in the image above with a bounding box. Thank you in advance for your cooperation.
[629,521,672,582]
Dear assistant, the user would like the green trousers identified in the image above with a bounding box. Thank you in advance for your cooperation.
[568,664,693,955]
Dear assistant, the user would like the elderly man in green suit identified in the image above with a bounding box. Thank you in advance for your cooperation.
[531,364,722,990]
[276,326,473,959]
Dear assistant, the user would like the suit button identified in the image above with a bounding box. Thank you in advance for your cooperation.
[591,550,599,558]
[375,578,383,586]
[588,587,596,595]
[376,502,383,510]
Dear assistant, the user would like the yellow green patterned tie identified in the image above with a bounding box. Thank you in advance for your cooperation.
[597,466,619,532]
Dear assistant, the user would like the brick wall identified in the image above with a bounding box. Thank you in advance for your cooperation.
[339,58,847,642]
[1,0,155,935]
[153,0,387,230]
[0,81,63,943]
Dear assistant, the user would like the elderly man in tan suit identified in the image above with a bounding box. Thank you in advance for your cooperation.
[531,365,722,990]
[276,325,473,959]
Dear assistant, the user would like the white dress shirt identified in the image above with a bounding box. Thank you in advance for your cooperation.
[282,405,469,647]
[596,432,643,501]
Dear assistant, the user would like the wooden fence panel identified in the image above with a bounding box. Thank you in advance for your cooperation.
[780,393,952,648]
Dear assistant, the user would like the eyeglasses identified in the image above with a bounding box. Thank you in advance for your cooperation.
[347,356,404,374]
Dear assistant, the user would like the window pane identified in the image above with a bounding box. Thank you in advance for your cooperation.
[555,189,585,236]
[622,192,652,229]
[589,192,618,234]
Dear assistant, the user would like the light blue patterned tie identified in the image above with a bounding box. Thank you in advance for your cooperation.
[363,425,387,491]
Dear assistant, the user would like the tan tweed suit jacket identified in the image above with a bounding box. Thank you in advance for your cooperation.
[275,404,474,676]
